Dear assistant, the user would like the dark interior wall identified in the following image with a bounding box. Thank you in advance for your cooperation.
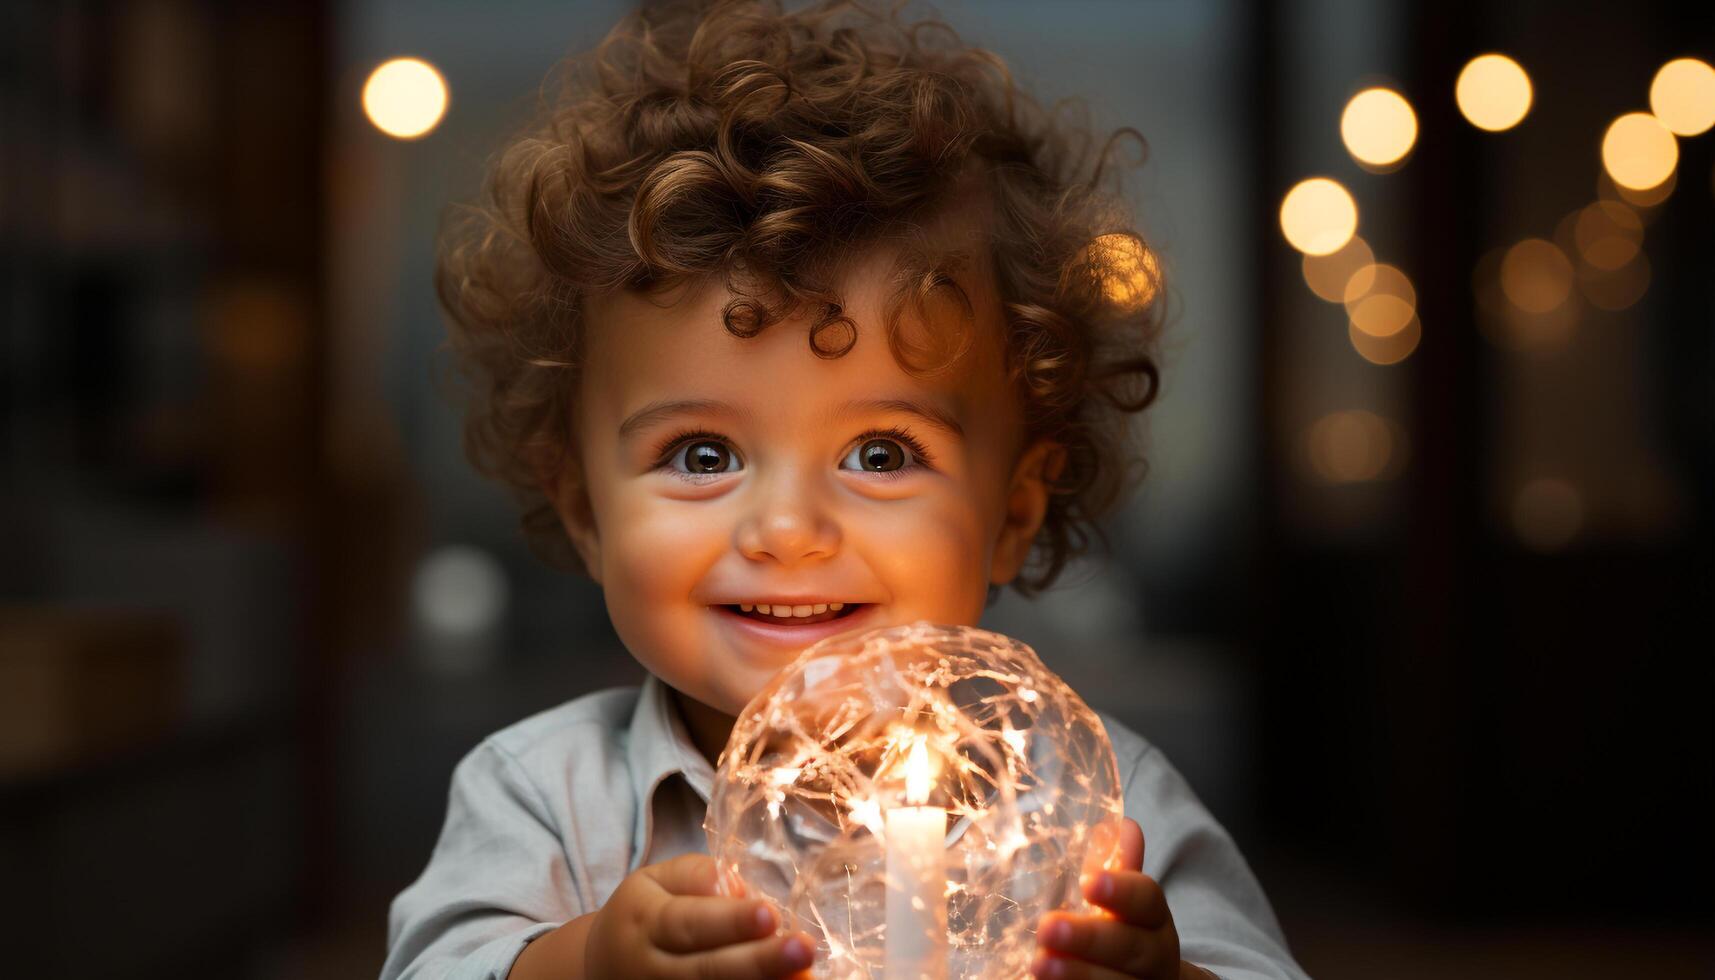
[2,0,339,975]
[1252,0,1714,924]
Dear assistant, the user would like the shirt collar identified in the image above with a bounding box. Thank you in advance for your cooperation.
[626,674,717,867]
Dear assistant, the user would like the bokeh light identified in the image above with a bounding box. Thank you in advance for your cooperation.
[1306,410,1402,483]
[1600,164,1678,210]
[1302,236,1374,303]
[1649,57,1715,136]
[362,57,449,139]
[1348,314,1420,365]
[1343,263,1418,338]
[1341,87,1418,168]
[411,544,508,676]
[1280,177,1358,255]
[1601,112,1678,191]
[1343,262,1417,307]
[1512,478,1584,551]
[1476,245,1579,352]
[1578,253,1651,311]
[1500,239,1575,314]
[1456,54,1533,131]
[1348,293,1415,339]
[1572,200,1643,271]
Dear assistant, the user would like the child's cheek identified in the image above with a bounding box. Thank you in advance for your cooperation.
[852,499,991,623]
[600,505,721,648]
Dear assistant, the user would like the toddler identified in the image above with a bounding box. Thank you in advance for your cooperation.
[384,1,1307,978]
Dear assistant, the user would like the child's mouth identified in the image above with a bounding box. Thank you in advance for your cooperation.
[722,603,865,627]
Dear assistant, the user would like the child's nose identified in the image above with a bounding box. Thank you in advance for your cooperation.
[734,480,841,564]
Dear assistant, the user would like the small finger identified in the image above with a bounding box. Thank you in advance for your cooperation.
[1038,912,1165,972]
[675,931,816,980]
[1082,869,1169,928]
[1029,952,1136,980]
[646,853,723,896]
[652,895,778,953]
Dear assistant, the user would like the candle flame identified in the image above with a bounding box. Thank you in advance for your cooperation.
[904,734,932,805]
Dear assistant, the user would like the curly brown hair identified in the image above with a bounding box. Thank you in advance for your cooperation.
[437,0,1163,596]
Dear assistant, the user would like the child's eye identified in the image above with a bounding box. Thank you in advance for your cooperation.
[657,432,743,478]
[840,427,933,477]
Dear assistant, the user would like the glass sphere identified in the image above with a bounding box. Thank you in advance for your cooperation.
[705,621,1124,979]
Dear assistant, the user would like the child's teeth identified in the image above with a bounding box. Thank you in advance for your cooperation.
[736,602,851,619]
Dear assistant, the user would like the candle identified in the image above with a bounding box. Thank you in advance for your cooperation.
[884,734,946,980]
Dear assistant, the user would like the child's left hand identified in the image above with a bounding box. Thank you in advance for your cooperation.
[1029,818,1213,980]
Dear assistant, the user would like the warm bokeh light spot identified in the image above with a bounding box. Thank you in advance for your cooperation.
[1341,87,1418,168]
[1475,246,1575,352]
[1602,112,1677,191]
[1602,165,1677,210]
[363,57,448,139]
[1456,54,1533,131]
[1302,236,1374,303]
[1579,253,1651,311]
[1342,262,1417,310]
[1082,233,1161,313]
[1512,478,1584,551]
[1280,177,1358,255]
[1344,262,1419,340]
[1348,314,1420,365]
[1307,410,1399,484]
[1348,293,1416,338]
[1649,57,1715,136]
[1500,239,1575,314]
[1572,201,1643,271]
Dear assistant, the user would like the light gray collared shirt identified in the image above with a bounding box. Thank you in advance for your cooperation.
[381,675,1308,979]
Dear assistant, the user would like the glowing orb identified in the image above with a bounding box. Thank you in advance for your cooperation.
[705,621,1124,979]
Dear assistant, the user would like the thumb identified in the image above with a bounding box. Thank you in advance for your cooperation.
[1080,815,1145,883]
[644,853,722,896]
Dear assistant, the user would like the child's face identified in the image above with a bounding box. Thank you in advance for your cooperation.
[551,236,1059,740]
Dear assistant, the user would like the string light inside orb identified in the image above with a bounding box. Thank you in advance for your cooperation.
[705,622,1124,979]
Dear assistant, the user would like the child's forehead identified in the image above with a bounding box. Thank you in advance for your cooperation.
[580,240,1012,429]
[592,272,985,388]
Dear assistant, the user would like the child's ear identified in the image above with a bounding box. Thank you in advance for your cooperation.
[989,438,1065,587]
[539,461,602,584]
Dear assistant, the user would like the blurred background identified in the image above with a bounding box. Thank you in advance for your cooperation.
[2,0,1710,976]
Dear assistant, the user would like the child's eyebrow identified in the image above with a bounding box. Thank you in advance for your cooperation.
[834,398,965,439]
[618,398,749,439]
[617,397,964,440]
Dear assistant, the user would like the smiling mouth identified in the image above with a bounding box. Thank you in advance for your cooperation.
[721,603,867,627]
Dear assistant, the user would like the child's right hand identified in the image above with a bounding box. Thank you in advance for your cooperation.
[583,854,816,979]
